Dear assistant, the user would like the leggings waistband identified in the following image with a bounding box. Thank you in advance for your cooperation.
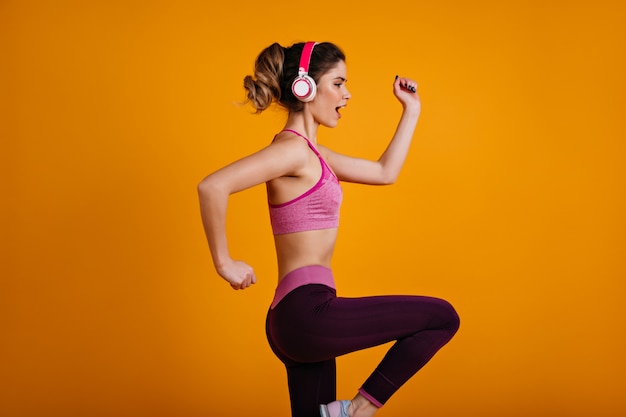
[270,265,336,309]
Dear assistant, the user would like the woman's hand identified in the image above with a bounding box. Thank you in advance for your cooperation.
[393,75,421,114]
[217,259,256,290]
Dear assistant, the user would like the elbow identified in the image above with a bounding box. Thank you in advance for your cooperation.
[378,172,399,186]
[380,178,397,186]
[198,175,231,202]
[375,162,400,185]
[197,175,218,198]
[197,178,209,197]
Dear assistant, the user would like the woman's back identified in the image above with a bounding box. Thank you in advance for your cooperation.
[267,129,342,281]
[273,228,338,282]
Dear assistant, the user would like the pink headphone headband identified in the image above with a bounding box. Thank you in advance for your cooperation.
[298,42,317,76]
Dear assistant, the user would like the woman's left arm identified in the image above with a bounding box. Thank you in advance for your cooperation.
[322,76,421,185]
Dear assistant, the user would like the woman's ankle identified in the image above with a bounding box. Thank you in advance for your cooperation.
[349,394,378,417]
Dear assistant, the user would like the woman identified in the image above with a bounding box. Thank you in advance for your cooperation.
[198,41,460,417]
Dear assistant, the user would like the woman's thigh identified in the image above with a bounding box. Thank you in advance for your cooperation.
[267,284,457,363]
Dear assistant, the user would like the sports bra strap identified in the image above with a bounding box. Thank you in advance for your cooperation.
[281,129,321,157]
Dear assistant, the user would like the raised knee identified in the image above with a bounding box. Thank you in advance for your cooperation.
[440,298,460,334]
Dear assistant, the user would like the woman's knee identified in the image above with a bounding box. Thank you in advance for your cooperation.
[435,297,460,334]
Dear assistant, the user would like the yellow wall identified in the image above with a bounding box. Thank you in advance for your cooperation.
[2,1,625,416]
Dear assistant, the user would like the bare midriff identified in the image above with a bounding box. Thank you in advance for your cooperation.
[274,228,338,283]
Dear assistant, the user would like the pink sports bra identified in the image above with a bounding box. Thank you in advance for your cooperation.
[268,130,342,235]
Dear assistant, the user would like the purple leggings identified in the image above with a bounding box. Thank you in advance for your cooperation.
[265,265,460,417]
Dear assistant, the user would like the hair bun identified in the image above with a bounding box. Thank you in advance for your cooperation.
[242,43,284,113]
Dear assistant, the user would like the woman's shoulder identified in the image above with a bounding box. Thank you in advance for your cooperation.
[270,130,313,156]
[273,129,306,143]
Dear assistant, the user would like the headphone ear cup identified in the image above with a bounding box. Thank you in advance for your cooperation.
[292,74,317,102]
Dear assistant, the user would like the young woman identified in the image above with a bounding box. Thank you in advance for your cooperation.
[198,41,460,417]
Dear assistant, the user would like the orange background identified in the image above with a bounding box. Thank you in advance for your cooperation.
[2,1,625,416]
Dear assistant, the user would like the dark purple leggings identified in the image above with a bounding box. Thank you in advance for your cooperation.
[265,265,460,417]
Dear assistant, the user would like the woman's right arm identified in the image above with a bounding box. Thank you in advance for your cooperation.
[198,171,254,290]
[197,139,306,290]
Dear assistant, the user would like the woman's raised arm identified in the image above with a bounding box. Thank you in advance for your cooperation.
[321,76,421,185]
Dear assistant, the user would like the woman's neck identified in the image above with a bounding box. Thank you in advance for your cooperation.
[285,111,319,144]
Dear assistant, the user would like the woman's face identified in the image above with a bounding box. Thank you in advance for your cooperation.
[308,60,351,128]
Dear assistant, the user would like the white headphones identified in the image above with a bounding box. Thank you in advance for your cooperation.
[291,42,317,102]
